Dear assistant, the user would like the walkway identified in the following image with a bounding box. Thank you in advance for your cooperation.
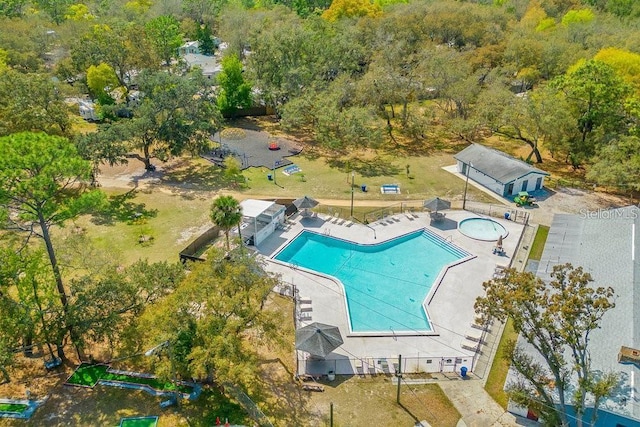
[436,221,539,427]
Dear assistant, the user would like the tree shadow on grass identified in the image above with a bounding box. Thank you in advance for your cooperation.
[326,156,402,178]
[156,158,245,196]
[91,190,158,226]
[252,358,316,426]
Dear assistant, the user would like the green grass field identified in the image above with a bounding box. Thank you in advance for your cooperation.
[528,225,550,260]
[119,416,158,427]
[0,403,28,413]
[66,364,192,393]
[484,318,518,409]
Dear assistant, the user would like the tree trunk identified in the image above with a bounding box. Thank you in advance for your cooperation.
[23,335,33,357]
[37,212,84,360]
[143,144,154,171]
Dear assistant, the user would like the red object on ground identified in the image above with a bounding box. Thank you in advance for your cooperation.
[225,418,230,427]
[268,141,280,151]
[216,416,221,425]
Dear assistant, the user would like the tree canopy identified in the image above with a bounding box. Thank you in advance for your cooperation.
[475,264,616,426]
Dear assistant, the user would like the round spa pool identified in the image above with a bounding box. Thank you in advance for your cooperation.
[458,218,508,241]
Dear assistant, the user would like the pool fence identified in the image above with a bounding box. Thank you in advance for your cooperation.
[463,201,530,225]
[298,353,479,378]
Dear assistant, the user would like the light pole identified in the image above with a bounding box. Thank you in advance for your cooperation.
[350,171,355,218]
[145,340,179,407]
[462,162,472,210]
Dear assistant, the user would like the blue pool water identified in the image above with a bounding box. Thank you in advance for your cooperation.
[274,229,469,333]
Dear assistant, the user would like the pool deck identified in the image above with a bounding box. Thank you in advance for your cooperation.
[257,210,524,376]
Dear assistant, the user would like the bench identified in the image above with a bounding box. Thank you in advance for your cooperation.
[380,184,401,194]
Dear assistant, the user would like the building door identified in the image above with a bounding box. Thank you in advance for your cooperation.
[461,163,467,175]
[535,177,542,190]
[521,180,528,192]
[440,357,456,372]
[506,183,514,195]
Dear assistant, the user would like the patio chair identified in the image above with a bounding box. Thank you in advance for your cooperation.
[429,212,446,222]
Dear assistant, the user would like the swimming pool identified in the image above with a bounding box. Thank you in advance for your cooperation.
[274,229,470,334]
[458,218,508,241]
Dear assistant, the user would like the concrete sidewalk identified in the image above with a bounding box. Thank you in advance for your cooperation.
[435,221,540,427]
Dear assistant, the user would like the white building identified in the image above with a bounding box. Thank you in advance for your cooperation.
[507,206,640,426]
[239,199,285,246]
[454,144,549,197]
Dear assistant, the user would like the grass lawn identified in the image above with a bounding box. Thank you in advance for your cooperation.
[309,376,461,427]
[528,225,550,261]
[484,318,518,409]
[241,152,494,204]
[0,403,28,413]
[67,188,214,265]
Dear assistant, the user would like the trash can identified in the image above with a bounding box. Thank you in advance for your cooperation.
[267,174,273,181]
[361,184,367,192]
[460,366,468,378]
[327,371,335,381]
[504,212,510,220]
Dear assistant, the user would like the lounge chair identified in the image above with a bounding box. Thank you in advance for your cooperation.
[380,358,390,374]
[390,358,400,375]
[465,329,484,343]
[299,304,312,312]
[298,311,312,321]
[472,315,492,331]
[367,357,376,375]
[461,339,482,353]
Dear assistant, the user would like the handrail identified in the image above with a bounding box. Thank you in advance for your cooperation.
[350,216,377,239]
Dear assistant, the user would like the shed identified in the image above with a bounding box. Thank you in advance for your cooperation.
[238,199,285,246]
[454,144,549,197]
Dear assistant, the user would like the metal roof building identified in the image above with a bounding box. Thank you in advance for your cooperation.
[507,206,640,425]
[454,144,549,197]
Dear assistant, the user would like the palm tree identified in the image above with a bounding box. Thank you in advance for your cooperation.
[210,195,243,251]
